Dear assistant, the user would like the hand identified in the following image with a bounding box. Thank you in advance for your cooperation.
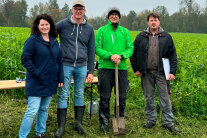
[58,83,63,87]
[135,71,142,77]
[168,74,175,81]
[87,74,93,82]
[115,59,121,65]
[111,54,121,62]
[111,54,121,65]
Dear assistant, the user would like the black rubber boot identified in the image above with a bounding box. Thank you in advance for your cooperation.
[55,108,67,138]
[74,106,86,135]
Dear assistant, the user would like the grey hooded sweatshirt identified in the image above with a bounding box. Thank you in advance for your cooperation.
[56,16,95,74]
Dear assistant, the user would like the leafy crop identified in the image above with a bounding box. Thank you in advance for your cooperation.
[0,27,206,117]
[0,27,29,80]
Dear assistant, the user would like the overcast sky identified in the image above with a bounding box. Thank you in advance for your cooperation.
[26,0,206,17]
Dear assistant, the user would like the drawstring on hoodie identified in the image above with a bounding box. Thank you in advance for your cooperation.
[71,24,83,35]
[71,24,75,35]
[80,25,83,34]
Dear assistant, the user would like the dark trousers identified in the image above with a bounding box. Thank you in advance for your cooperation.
[98,69,128,125]
[141,71,174,127]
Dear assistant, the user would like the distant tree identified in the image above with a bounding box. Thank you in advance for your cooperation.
[50,8,63,23]
[0,2,6,25]
[49,0,59,9]
[38,2,50,14]
[62,3,72,18]
[137,10,151,31]
[1,0,15,26]
[127,10,137,30]
[178,0,202,32]
[168,11,187,32]
[29,2,50,25]
[200,0,207,33]
[206,0,207,13]
[153,6,169,31]
[120,14,129,29]
[48,0,63,22]
[13,0,28,27]
[89,15,107,30]
[0,13,7,26]
[179,0,194,14]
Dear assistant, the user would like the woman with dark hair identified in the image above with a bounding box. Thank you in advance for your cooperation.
[19,14,63,138]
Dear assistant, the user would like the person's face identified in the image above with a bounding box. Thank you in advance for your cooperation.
[72,6,86,20]
[38,19,50,35]
[109,13,119,24]
[148,17,160,32]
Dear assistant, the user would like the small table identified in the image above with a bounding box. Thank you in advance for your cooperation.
[0,77,98,119]
[0,80,25,90]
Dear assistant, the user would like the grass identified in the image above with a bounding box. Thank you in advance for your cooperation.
[1,90,207,138]
[0,27,207,137]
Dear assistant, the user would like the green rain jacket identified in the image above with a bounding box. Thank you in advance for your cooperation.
[95,21,134,70]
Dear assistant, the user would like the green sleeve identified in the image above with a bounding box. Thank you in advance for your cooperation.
[120,30,134,59]
[95,29,112,60]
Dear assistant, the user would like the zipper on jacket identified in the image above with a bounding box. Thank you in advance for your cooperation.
[74,24,79,67]
[111,34,114,45]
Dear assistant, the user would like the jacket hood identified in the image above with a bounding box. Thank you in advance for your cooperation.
[67,15,87,25]
[67,16,87,35]
[144,27,164,34]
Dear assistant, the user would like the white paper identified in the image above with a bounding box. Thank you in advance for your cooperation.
[162,58,170,80]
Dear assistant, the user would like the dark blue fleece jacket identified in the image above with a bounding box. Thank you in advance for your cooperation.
[21,34,63,96]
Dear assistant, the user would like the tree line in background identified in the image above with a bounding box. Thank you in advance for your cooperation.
[0,0,207,33]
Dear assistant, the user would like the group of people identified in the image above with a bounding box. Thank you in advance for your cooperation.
[18,0,180,137]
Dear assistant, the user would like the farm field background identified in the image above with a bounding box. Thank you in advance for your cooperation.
[0,27,207,137]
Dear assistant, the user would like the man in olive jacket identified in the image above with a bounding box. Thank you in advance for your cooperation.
[130,13,180,133]
[95,7,133,132]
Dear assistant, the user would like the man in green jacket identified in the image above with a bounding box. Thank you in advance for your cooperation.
[95,7,133,132]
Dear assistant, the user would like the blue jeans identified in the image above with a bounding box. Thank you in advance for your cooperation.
[57,65,87,108]
[19,96,52,138]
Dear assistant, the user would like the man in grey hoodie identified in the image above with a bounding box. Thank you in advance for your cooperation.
[55,0,95,137]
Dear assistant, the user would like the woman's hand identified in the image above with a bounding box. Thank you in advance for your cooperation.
[58,83,63,87]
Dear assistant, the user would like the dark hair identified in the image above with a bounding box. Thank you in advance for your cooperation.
[147,13,160,21]
[31,14,58,38]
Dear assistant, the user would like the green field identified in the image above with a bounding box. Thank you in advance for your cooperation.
[0,27,207,137]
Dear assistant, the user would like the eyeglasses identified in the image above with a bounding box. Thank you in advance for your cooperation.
[110,13,119,17]
[73,7,85,11]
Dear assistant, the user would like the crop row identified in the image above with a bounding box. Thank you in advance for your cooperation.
[0,27,206,116]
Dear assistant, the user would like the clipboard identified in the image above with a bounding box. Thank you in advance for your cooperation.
[162,58,170,80]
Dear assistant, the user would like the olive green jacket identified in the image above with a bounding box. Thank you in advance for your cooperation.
[95,21,133,70]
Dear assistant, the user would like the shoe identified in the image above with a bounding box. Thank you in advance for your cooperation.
[100,124,109,133]
[35,133,46,138]
[162,125,181,133]
[74,106,86,135]
[143,122,156,128]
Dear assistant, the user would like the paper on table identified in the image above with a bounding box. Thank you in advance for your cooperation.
[162,58,170,80]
